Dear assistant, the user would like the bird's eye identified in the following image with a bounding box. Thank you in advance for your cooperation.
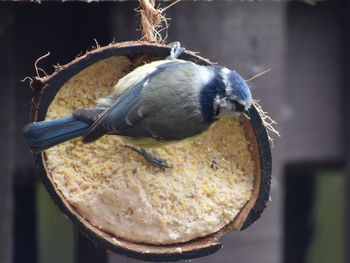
[232,100,245,112]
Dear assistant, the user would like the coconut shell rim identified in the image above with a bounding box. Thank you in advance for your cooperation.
[31,41,271,262]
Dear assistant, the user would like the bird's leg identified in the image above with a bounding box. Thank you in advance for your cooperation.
[124,145,173,169]
[167,42,185,60]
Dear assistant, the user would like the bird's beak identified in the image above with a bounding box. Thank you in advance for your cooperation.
[242,111,250,120]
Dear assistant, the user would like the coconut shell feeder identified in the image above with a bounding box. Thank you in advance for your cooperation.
[28,41,272,262]
[26,1,272,262]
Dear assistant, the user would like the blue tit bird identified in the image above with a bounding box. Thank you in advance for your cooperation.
[23,42,252,168]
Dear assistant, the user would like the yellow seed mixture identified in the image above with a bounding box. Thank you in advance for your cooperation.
[44,56,255,245]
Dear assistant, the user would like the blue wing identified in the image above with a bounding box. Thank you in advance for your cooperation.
[82,61,187,143]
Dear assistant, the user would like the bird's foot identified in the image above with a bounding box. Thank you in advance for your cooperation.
[124,145,173,169]
[167,42,185,60]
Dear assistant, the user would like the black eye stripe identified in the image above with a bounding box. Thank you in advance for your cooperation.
[233,100,245,112]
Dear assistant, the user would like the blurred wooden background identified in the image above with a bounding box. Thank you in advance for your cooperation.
[0,1,349,263]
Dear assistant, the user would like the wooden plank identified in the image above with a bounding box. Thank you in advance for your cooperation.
[345,3,350,263]
[0,6,15,263]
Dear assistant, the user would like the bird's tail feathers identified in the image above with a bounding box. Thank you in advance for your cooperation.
[23,115,90,152]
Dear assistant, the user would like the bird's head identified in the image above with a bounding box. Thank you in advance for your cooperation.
[208,66,252,120]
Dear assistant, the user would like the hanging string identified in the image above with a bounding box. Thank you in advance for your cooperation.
[138,0,182,43]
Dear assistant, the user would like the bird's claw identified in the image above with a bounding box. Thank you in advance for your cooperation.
[143,154,173,169]
[124,145,173,169]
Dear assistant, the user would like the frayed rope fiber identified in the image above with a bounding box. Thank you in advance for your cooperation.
[252,100,280,147]
[138,0,182,43]
[139,0,164,43]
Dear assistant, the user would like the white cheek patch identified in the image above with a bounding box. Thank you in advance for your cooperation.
[214,96,236,118]
[220,99,235,112]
